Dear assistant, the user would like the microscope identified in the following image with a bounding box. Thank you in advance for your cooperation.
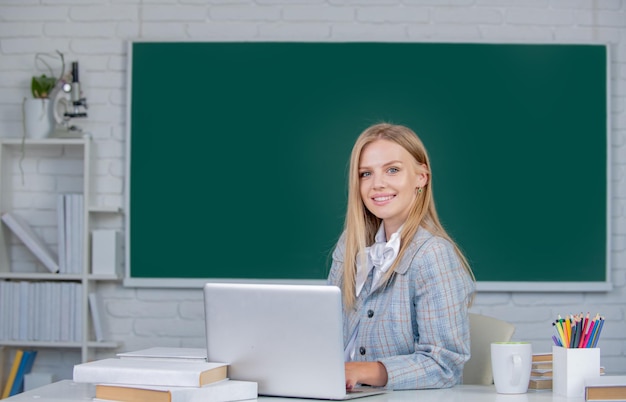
[52,61,88,137]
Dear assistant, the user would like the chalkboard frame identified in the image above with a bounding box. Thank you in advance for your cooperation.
[124,41,611,291]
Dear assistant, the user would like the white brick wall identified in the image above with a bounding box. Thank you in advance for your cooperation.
[1,0,625,381]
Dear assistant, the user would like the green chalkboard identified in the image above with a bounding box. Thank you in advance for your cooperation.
[127,42,608,289]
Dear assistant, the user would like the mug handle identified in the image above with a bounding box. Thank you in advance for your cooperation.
[511,354,522,385]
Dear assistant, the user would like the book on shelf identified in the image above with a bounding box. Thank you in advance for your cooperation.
[584,375,626,401]
[94,379,257,402]
[0,346,4,395]
[73,358,228,387]
[117,347,207,362]
[1,212,59,273]
[56,193,66,273]
[1,349,38,398]
[89,292,105,342]
[2,349,23,398]
[9,349,37,396]
[57,193,84,274]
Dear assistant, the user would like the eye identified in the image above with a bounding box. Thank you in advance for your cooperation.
[359,171,371,178]
[387,167,399,174]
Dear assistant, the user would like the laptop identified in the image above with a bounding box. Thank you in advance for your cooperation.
[203,282,387,400]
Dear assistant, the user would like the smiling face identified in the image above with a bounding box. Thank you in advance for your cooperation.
[358,139,428,238]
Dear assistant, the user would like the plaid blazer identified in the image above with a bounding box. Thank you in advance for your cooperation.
[328,227,475,390]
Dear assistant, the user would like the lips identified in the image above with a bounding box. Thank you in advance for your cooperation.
[372,194,395,203]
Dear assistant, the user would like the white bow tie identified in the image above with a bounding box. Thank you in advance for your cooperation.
[355,227,401,297]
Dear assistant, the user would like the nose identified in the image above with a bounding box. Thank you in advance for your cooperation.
[372,173,385,189]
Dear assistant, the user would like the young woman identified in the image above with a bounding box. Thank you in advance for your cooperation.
[327,123,475,390]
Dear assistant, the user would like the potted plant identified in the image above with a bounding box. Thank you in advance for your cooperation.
[31,74,57,99]
[23,52,65,138]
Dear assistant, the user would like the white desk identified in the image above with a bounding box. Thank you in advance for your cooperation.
[4,380,585,402]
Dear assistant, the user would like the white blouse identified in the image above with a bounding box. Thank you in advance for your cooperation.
[346,224,402,361]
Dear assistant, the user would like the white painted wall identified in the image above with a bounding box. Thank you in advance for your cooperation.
[0,0,624,381]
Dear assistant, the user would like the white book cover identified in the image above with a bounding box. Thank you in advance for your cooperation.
[68,194,84,274]
[68,283,76,342]
[1,212,59,273]
[0,281,10,340]
[73,359,228,387]
[88,292,104,342]
[0,282,6,340]
[57,194,66,274]
[10,282,19,340]
[50,282,62,341]
[18,281,29,340]
[9,282,18,340]
[33,282,44,341]
[28,282,38,341]
[65,194,73,274]
[42,282,53,342]
[74,283,83,342]
[117,347,207,362]
[73,194,84,274]
[585,375,626,387]
[60,282,72,342]
[95,379,257,402]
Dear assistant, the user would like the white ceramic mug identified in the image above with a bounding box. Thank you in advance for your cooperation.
[491,342,532,394]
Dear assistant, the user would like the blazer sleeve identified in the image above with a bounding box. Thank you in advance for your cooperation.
[379,237,475,390]
[327,232,346,287]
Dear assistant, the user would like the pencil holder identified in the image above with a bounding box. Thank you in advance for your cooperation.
[552,345,600,397]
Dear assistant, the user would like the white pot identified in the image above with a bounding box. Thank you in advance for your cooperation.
[23,98,54,139]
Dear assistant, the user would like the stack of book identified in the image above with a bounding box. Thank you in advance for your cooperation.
[73,347,257,402]
[528,353,553,390]
[528,352,606,391]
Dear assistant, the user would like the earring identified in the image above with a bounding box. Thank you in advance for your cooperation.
[416,187,422,194]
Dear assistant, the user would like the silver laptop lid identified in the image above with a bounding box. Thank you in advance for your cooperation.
[204,282,348,399]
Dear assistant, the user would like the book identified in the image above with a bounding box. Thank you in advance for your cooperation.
[74,283,83,342]
[9,349,38,396]
[531,361,552,369]
[89,292,105,342]
[73,194,84,274]
[0,346,4,394]
[117,347,207,362]
[528,378,552,390]
[529,369,552,377]
[585,375,626,401]
[1,349,23,398]
[1,212,59,273]
[57,193,66,273]
[73,358,228,387]
[95,379,257,402]
[532,352,552,362]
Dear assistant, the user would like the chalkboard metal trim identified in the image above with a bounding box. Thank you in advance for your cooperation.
[123,277,327,288]
[123,278,612,292]
[476,281,612,292]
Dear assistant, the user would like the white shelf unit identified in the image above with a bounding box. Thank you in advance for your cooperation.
[0,137,120,362]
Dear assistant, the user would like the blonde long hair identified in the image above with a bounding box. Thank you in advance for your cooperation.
[341,123,475,309]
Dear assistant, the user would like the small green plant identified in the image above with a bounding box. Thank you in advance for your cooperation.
[31,50,66,99]
[31,75,57,99]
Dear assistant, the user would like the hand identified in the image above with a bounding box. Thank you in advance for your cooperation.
[345,361,388,390]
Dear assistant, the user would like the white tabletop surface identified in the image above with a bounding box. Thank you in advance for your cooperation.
[4,380,584,402]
